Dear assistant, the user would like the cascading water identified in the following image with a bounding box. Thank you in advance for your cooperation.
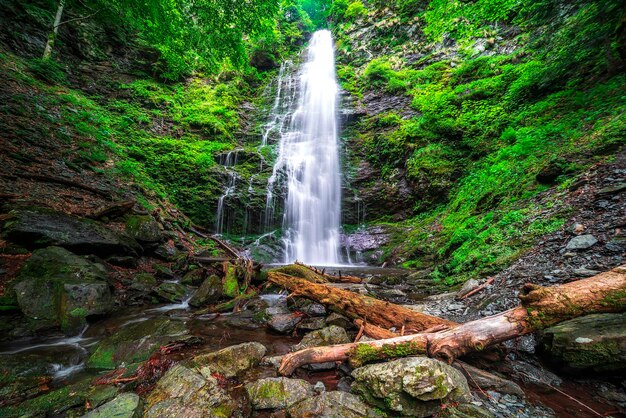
[215,149,240,234]
[265,30,343,265]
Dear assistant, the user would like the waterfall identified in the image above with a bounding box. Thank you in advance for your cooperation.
[265,30,343,265]
[215,149,240,235]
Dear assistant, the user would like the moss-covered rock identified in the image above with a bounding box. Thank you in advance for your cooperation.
[188,275,223,307]
[154,282,187,303]
[540,313,626,372]
[125,215,163,244]
[222,262,240,298]
[190,342,267,378]
[129,273,157,293]
[145,364,234,418]
[245,377,314,410]
[293,325,351,351]
[83,392,143,418]
[11,246,113,332]
[86,317,187,369]
[3,207,140,256]
[287,391,379,418]
[351,357,471,417]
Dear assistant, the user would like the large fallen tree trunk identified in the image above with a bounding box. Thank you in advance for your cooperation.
[268,271,456,331]
[278,265,626,375]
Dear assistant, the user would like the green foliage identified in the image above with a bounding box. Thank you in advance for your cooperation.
[344,1,367,21]
[26,58,66,84]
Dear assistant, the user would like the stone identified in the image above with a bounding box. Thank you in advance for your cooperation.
[191,342,267,378]
[296,317,326,331]
[352,357,471,417]
[154,282,187,303]
[82,392,143,418]
[565,234,598,250]
[325,313,352,329]
[153,264,175,280]
[146,364,234,418]
[438,403,494,418]
[125,215,163,244]
[129,273,156,293]
[3,207,140,256]
[597,182,626,195]
[293,326,350,351]
[188,275,223,307]
[268,313,302,334]
[12,247,112,332]
[245,377,314,410]
[181,268,205,285]
[456,279,479,298]
[287,391,378,418]
[87,317,187,369]
[571,267,601,277]
[540,313,626,372]
[452,362,524,397]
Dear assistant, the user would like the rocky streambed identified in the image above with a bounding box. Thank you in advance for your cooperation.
[0,205,625,417]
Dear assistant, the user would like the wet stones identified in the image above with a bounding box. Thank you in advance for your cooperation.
[288,391,378,418]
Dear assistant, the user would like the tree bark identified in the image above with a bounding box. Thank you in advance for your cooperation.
[43,0,66,59]
[278,265,626,375]
[267,270,456,331]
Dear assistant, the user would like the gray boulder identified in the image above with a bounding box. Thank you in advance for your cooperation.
[352,357,471,417]
[540,313,626,372]
[565,234,598,250]
[245,377,314,410]
[268,313,302,333]
[293,325,350,351]
[154,282,187,303]
[3,207,140,256]
[124,215,163,244]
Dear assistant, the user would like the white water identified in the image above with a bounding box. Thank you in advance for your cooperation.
[266,30,342,265]
[215,149,241,234]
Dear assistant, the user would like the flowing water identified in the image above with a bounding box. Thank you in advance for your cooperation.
[215,149,241,235]
[265,30,343,265]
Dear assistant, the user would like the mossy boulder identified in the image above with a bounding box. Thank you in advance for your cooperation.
[83,392,143,418]
[129,273,157,293]
[124,215,163,244]
[188,275,223,307]
[245,377,314,410]
[87,317,187,369]
[3,207,140,256]
[11,246,113,332]
[539,313,626,372]
[154,282,187,303]
[0,377,91,418]
[222,262,240,298]
[351,357,471,417]
[145,364,234,418]
[181,268,205,285]
[190,342,267,378]
[293,325,350,351]
[287,391,379,418]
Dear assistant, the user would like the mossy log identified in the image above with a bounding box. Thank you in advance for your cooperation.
[277,265,626,375]
[294,261,363,283]
[267,270,456,331]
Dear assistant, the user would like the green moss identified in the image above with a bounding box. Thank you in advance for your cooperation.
[87,346,117,370]
[349,342,424,368]
[222,263,240,298]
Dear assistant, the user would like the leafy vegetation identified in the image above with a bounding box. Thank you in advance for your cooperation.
[334,0,625,283]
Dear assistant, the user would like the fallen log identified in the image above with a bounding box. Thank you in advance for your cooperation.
[268,271,456,331]
[278,265,626,375]
[294,261,363,283]
[456,277,494,300]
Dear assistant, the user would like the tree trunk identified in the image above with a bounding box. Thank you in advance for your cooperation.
[267,270,456,331]
[278,265,626,375]
[43,0,66,59]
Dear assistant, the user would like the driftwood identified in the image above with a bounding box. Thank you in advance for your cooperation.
[88,199,135,220]
[277,266,626,375]
[268,270,456,331]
